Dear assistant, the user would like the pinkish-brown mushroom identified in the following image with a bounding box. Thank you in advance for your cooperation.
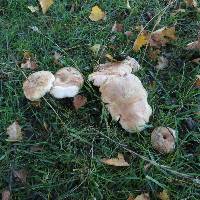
[151,127,176,154]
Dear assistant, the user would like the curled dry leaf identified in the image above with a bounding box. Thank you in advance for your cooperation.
[39,0,54,14]
[186,38,200,50]
[6,121,22,142]
[89,57,152,132]
[134,193,150,200]
[2,190,10,200]
[89,5,105,21]
[21,51,38,70]
[27,5,39,13]
[73,95,87,110]
[158,190,170,200]
[195,75,200,87]
[151,127,176,154]
[101,153,129,167]
[185,0,198,7]
[50,67,84,99]
[148,49,161,61]
[13,169,28,184]
[23,71,55,101]
[155,56,169,70]
[133,27,176,51]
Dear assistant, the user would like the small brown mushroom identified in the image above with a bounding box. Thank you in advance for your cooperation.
[50,67,84,98]
[151,127,176,154]
[23,71,55,101]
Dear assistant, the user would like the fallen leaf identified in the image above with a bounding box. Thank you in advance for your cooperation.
[155,56,169,70]
[6,121,22,142]
[101,153,129,167]
[127,195,134,200]
[21,58,37,70]
[30,145,44,152]
[39,0,54,14]
[13,169,27,184]
[148,49,161,61]
[134,193,150,200]
[185,0,198,7]
[158,190,170,200]
[112,21,123,32]
[73,95,87,110]
[149,27,176,48]
[105,53,117,62]
[186,39,200,50]
[27,5,39,13]
[124,31,133,37]
[2,190,10,200]
[90,44,101,55]
[133,31,150,52]
[192,58,200,64]
[195,75,200,87]
[89,5,105,21]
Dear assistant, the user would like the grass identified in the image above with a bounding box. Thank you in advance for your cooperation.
[0,0,200,199]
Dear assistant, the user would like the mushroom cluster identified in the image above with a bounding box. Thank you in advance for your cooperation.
[89,57,152,132]
[23,67,84,101]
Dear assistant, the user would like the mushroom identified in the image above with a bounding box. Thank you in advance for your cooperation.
[50,67,84,98]
[23,71,55,101]
[89,57,152,132]
[151,127,176,154]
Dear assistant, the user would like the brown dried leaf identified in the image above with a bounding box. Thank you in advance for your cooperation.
[89,6,105,21]
[112,21,123,32]
[101,153,129,167]
[13,169,27,184]
[186,40,200,50]
[21,58,38,70]
[30,145,44,152]
[134,193,150,200]
[158,190,170,200]
[6,121,22,142]
[127,195,134,200]
[195,75,200,87]
[185,0,198,7]
[39,0,54,14]
[192,58,200,64]
[2,190,10,200]
[73,95,87,110]
[148,49,161,61]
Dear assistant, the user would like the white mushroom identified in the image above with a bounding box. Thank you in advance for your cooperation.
[89,57,152,132]
[151,127,176,154]
[23,71,55,101]
[50,67,84,99]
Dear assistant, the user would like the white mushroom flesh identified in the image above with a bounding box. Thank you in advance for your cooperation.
[50,67,84,98]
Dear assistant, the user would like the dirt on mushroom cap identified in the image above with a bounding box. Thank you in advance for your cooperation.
[23,71,55,101]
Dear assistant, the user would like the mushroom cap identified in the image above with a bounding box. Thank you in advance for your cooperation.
[100,74,152,132]
[50,67,84,98]
[151,127,176,154]
[23,71,55,101]
[88,56,141,87]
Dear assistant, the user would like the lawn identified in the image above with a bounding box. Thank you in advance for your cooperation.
[0,0,200,199]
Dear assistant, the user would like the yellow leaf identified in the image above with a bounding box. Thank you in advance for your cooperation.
[101,153,129,166]
[134,193,150,200]
[6,121,22,142]
[161,27,176,40]
[39,0,54,14]
[133,31,150,52]
[89,5,105,21]
[158,190,170,200]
